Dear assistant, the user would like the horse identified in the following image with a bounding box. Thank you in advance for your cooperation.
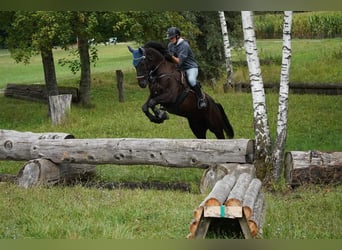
[128,41,234,139]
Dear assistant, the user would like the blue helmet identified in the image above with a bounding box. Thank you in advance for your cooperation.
[166,27,180,39]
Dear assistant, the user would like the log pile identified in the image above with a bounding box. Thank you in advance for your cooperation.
[4,83,80,103]
[187,173,265,239]
[200,163,256,193]
[285,151,342,186]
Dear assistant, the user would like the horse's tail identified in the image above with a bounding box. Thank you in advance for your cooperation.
[216,102,234,139]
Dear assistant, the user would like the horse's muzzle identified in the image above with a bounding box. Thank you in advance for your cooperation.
[137,78,148,88]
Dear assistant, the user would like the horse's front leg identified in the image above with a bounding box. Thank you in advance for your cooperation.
[142,98,168,124]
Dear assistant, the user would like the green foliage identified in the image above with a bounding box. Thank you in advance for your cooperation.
[58,46,98,75]
[0,38,342,239]
[113,11,200,45]
[254,11,342,39]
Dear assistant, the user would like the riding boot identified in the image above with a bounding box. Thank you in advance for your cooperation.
[192,83,207,109]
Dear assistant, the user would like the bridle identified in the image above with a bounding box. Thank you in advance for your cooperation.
[135,48,176,83]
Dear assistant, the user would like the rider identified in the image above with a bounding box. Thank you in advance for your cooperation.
[166,27,207,109]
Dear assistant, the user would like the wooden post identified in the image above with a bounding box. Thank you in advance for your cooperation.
[49,94,72,125]
[116,70,125,102]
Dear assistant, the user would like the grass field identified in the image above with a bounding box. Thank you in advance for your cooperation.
[0,39,341,239]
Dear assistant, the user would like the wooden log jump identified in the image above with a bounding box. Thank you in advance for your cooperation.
[187,173,265,239]
[0,130,98,188]
[30,138,255,167]
[285,150,342,186]
[0,129,74,160]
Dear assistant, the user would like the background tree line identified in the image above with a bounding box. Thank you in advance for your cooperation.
[0,11,243,107]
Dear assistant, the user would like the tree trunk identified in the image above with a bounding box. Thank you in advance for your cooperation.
[272,11,293,182]
[218,11,233,92]
[41,47,58,117]
[284,151,342,186]
[49,94,72,125]
[241,11,272,181]
[41,48,58,97]
[78,36,92,107]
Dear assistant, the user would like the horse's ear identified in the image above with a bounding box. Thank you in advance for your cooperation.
[127,45,134,53]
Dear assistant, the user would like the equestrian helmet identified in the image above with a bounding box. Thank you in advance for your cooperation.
[166,27,180,39]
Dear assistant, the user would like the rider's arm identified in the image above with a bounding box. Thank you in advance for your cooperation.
[171,55,179,64]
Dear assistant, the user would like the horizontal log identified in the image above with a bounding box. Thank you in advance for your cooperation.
[225,173,253,207]
[242,178,262,219]
[248,192,265,238]
[235,82,342,95]
[202,174,236,206]
[0,129,74,160]
[4,83,80,103]
[30,138,255,167]
[284,150,342,186]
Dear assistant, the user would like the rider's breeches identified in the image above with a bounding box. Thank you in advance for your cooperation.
[185,68,198,87]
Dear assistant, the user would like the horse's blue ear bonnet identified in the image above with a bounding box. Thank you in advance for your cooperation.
[128,46,145,67]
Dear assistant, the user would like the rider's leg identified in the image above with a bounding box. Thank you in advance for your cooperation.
[186,68,207,109]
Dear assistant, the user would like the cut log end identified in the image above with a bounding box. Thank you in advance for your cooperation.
[248,220,258,237]
[204,198,221,206]
[243,207,252,219]
[225,198,241,207]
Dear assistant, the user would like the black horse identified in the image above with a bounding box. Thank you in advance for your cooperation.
[128,41,234,139]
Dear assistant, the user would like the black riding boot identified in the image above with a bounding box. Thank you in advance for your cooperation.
[192,83,207,109]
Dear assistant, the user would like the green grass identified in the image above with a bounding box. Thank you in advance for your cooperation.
[232,38,342,84]
[0,39,341,239]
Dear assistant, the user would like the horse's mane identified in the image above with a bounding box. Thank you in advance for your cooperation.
[144,41,173,63]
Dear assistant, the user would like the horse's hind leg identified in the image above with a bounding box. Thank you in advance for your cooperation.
[188,119,207,139]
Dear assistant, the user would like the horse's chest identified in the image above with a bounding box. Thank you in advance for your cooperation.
[149,81,168,97]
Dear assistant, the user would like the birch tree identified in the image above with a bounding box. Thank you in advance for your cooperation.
[218,11,233,92]
[272,11,293,181]
[241,11,272,180]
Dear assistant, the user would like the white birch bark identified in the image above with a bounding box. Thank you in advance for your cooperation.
[241,11,272,178]
[272,11,293,181]
[218,11,233,92]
